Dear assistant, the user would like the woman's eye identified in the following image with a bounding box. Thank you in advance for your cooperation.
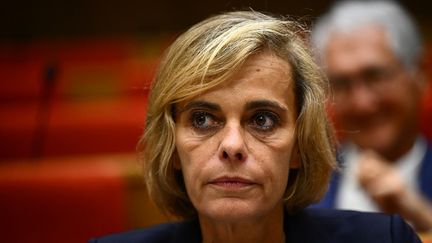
[190,112,218,130]
[250,112,279,131]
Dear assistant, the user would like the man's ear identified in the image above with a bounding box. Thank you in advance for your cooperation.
[289,145,301,169]
[413,56,429,96]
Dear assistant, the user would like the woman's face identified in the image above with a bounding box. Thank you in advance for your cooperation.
[175,53,300,222]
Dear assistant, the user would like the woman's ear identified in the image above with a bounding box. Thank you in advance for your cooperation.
[173,153,182,170]
[289,145,301,169]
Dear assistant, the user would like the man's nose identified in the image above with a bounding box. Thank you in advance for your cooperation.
[348,82,378,113]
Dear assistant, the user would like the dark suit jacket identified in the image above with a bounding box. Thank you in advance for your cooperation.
[89,208,421,243]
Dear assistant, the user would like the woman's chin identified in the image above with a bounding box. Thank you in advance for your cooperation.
[197,198,268,223]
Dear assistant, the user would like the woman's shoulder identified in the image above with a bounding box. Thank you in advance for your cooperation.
[285,208,421,243]
[89,219,201,243]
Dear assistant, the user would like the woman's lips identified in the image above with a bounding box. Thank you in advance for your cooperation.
[208,176,257,189]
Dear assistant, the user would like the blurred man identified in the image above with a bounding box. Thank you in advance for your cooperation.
[311,0,432,231]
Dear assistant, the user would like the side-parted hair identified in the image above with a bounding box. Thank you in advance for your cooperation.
[311,0,422,71]
[138,10,336,219]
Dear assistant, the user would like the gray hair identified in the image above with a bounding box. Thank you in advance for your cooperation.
[311,0,422,71]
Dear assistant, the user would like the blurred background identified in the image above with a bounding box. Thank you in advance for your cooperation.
[0,0,431,242]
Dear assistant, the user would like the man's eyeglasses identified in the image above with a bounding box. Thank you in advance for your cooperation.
[329,65,401,98]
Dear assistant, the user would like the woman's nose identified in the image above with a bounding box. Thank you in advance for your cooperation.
[218,123,247,163]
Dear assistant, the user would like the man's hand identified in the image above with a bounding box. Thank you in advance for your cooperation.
[357,150,432,231]
[357,150,406,212]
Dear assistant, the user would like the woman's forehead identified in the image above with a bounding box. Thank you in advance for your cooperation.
[177,53,296,112]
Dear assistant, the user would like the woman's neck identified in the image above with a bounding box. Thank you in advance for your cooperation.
[198,204,285,243]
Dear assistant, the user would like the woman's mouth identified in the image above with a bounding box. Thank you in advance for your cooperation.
[208,176,257,189]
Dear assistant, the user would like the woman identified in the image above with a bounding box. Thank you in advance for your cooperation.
[90,11,420,243]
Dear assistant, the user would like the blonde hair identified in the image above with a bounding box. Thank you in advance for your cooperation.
[138,10,336,219]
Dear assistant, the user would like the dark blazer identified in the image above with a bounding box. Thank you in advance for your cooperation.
[89,208,421,243]
[315,141,432,208]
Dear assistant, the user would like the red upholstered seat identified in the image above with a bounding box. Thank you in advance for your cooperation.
[0,154,169,243]
[0,38,163,160]
[0,158,127,243]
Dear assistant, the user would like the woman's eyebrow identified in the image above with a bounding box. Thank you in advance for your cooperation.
[179,101,221,113]
[245,100,288,112]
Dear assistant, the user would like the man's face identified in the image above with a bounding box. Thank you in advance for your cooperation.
[325,25,422,159]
